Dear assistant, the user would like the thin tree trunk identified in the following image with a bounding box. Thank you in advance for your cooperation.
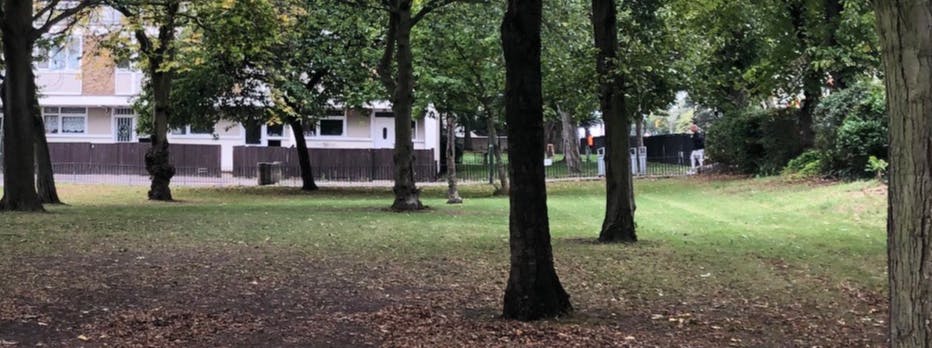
[0,0,44,212]
[31,75,61,204]
[824,0,846,90]
[874,2,932,346]
[559,106,582,174]
[287,117,318,191]
[387,7,423,211]
[593,0,636,243]
[486,112,509,195]
[445,113,462,204]
[500,0,571,321]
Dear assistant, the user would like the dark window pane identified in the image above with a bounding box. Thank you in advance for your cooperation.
[320,119,343,136]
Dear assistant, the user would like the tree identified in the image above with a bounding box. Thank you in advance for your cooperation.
[416,2,508,194]
[591,0,636,242]
[542,0,599,175]
[107,0,189,201]
[500,0,572,321]
[168,0,375,192]
[873,1,932,346]
[1,0,100,211]
[357,0,480,211]
[444,113,462,204]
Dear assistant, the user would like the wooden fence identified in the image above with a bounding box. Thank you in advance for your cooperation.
[48,143,222,176]
[233,147,438,182]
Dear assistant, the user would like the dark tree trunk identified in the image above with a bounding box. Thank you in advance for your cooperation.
[486,113,509,195]
[559,106,582,174]
[138,2,180,202]
[31,75,61,204]
[593,0,636,243]
[500,0,572,321]
[287,117,318,191]
[824,0,846,90]
[635,116,644,148]
[0,0,44,212]
[463,121,473,151]
[874,2,932,346]
[445,113,462,204]
[385,5,423,211]
[799,71,820,148]
[145,70,175,201]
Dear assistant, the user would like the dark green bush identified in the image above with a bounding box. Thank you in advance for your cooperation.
[813,82,888,179]
[782,150,825,179]
[707,108,803,175]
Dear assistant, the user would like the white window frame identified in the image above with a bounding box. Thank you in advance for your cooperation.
[36,36,83,72]
[411,120,418,140]
[309,112,346,138]
[43,106,87,135]
[112,108,137,142]
[170,124,216,137]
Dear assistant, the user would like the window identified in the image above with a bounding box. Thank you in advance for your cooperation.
[266,124,284,137]
[319,119,344,136]
[37,37,82,71]
[170,124,215,136]
[190,124,214,135]
[411,120,417,140]
[42,107,86,134]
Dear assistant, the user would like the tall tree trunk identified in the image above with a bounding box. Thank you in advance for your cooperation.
[635,116,644,148]
[388,8,423,211]
[875,2,932,346]
[824,0,846,90]
[463,121,473,151]
[146,69,175,201]
[500,0,572,321]
[486,113,509,195]
[31,75,61,204]
[593,0,636,243]
[445,113,462,204]
[558,106,582,174]
[799,70,820,148]
[287,117,318,191]
[0,0,44,212]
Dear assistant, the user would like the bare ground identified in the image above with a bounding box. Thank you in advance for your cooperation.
[0,244,886,347]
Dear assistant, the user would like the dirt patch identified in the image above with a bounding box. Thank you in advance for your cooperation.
[0,247,887,347]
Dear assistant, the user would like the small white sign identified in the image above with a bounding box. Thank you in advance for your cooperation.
[544,158,553,167]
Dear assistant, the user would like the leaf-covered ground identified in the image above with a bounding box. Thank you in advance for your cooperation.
[0,178,888,347]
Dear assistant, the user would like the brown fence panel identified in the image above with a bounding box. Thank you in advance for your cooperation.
[46,142,221,176]
[233,147,437,182]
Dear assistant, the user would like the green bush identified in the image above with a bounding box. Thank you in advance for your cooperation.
[813,81,888,179]
[707,108,803,175]
[782,150,824,179]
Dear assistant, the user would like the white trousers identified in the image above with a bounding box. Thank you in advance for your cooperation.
[691,149,705,169]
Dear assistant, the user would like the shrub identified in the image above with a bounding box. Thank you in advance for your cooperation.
[707,108,803,175]
[782,150,824,179]
[813,81,888,179]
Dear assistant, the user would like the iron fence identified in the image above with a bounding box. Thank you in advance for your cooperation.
[0,156,691,188]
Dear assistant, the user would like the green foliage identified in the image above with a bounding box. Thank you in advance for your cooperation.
[865,156,887,181]
[707,108,803,175]
[782,150,824,179]
[813,81,887,178]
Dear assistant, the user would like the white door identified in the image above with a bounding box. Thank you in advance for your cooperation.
[372,115,395,149]
[115,116,135,142]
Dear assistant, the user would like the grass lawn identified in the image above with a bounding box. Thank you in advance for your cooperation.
[0,177,887,346]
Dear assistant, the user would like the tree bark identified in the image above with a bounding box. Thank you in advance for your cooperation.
[31,75,61,205]
[145,70,175,201]
[386,5,423,211]
[875,2,932,347]
[0,0,44,212]
[823,0,846,90]
[445,113,462,204]
[592,0,636,243]
[287,117,319,191]
[500,0,572,321]
[139,2,180,202]
[486,112,509,195]
[559,106,582,174]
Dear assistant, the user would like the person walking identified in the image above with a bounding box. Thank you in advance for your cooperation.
[689,124,705,174]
